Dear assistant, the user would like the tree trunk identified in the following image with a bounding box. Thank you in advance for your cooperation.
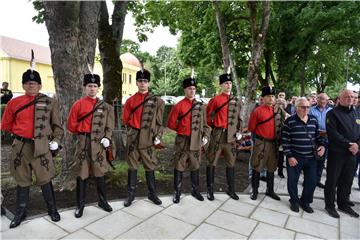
[213,1,241,98]
[43,1,101,190]
[242,1,270,127]
[98,1,128,104]
[98,1,128,154]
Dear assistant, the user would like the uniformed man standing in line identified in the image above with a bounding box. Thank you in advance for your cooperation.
[122,68,164,207]
[1,55,63,228]
[248,86,286,201]
[167,76,211,203]
[205,72,242,201]
[67,73,114,218]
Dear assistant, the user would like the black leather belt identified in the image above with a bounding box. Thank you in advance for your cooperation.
[255,135,274,142]
[14,135,34,143]
[215,127,227,132]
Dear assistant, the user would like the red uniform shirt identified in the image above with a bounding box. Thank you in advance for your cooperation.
[67,96,98,133]
[122,92,148,129]
[248,104,275,140]
[167,97,194,136]
[1,94,36,139]
[206,92,230,128]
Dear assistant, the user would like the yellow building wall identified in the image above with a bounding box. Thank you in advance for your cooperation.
[0,57,54,95]
[0,56,136,98]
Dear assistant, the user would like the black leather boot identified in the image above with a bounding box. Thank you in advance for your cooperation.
[74,177,87,218]
[145,171,162,205]
[250,170,260,200]
[173,169,183,203]
[191,170,204,201]
[226,167,239,200]
[265,172,280,201]
[96,176,112,212]
[124,170,137,207]
[41,181,60,222]
[10,185,29,228]
[206,166,215,201]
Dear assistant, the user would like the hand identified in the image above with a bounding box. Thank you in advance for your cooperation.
[49,141,59,151]
[154,137,161,145]
[235,132,242,141]
[349,143,359,155]
[100,138,110,148]
[317,146,325,157]
[202,137,208,146]
[288,157,298,167]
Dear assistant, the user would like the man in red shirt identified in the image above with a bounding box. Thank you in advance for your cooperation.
[206,72,242,201]
[122,69,164,207]
[248,86,285,201]
[1,68,63,228]
[167,77,211,203]
[67,73,114,218]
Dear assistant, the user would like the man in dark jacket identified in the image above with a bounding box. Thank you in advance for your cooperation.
[324,89,360,218]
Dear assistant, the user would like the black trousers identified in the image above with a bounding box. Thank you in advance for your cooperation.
[324,150,357,208]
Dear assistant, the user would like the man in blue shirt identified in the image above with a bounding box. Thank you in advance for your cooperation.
[283,97,325,213]
[310,93,332,188]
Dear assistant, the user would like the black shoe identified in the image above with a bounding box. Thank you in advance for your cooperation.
[278,173,285,179]
[265,173,280,201]
[9,210,27,228]
[145,171,162,205]
[74,177,86,218]
[206,166,215,201]
[250,191,258,200]
[317,182,325,189]
[1,206,5,215]
[226,167,239,200]
[173,169,182,204]
[191,190,204,201]
[98,200,112,212]
[338,206,359,218]
[260,176,267,182]
[124,170,137,207]
[74,206,84,218]
[10,185,29,228]
[290,203,299,212]
[301,204,314,213]
[190,170,204,201]
[41,182,61,222]
[325,207,340,218]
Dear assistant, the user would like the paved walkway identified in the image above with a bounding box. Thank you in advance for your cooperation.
[1,174,359,239]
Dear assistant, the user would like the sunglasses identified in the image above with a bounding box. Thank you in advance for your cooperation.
[298,106,310,109]
[137,79,148,83]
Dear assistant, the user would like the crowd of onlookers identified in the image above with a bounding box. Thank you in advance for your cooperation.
[263,89,359,217]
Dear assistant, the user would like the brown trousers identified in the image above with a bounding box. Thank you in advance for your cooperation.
[10,139,55,187]
[172,135,201,172]
[206,128,236,167]
[75,134,108,179]
[126,127,157,171]
[250,138,278,173]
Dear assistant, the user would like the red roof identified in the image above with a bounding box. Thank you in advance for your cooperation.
[0,35,51,65]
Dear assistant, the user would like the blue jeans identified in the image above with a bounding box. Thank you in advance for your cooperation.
[287,155,317,206]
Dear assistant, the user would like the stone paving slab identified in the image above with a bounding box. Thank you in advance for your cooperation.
[249,222,296,239]
[186,222,247,239]
[116,213,195,239]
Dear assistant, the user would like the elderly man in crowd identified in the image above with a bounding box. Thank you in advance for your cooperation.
[324,89,360,218]
[310,93,332,188]
[282,97,325,213]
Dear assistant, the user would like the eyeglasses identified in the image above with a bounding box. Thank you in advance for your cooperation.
[137,79,148,83]
[298,106,310,109]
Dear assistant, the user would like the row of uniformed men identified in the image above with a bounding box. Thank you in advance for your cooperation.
[1,65,282,229]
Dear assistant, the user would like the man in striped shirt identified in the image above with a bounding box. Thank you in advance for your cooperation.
[282,97,325,213]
